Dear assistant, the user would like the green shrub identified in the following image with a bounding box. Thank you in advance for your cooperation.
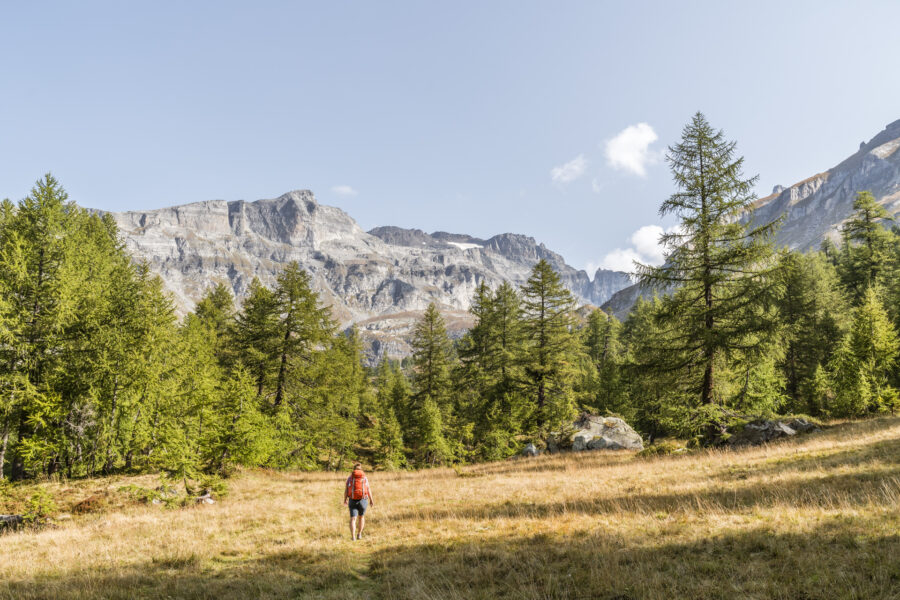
[23,488,57,523]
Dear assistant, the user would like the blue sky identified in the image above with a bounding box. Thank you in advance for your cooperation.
[2,1,899,273]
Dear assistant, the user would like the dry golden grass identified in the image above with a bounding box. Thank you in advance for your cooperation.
[3,417,900,599]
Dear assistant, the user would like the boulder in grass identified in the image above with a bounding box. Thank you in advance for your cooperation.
[569,413,643,452]
[522,443,540,457]
[1,515,24,532]
[726,418,820,447]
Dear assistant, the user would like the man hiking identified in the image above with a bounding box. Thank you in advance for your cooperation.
[343,463,375,540]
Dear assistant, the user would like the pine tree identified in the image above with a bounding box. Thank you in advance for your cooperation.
[579,309,627,416]
[637,112,780,413]
[410,304,454,412]
[829,287,899,416]
[232,278,281,399]
[838,191,895,300]
[457,281,528,460]
[192,283,236,368]
[409,303,454,464]
[775,251,849,414]
[271,263,333,408]
[520,259,580,435]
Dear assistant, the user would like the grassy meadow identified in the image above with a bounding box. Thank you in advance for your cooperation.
[2,417,900,600]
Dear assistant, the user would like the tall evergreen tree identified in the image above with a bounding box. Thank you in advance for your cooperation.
[520,259,579,434]
[409,303,454,464]
[232,279,281,399]
[637,112,780,411]
[271,263,333,408]
[775,251,848,414]
[838,191,895,299]
[828,287,899,416]
[578,309,627,416]
[457,281,528,460]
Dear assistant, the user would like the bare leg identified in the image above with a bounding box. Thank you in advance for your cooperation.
[357,515,365,539]
[349,516,357,540]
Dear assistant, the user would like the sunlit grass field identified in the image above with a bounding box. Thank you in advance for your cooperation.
[2,417,900,599]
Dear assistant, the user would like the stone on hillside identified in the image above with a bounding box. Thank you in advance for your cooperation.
[1,514,24,532]
[568,413,643,452]
[786,418,819,434]
[522,443,540,457]
[727,418,820,447]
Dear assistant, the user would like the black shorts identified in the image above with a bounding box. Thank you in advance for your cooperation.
[349,498,368,517]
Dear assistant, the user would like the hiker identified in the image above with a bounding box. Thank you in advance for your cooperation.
[343,463,375,540]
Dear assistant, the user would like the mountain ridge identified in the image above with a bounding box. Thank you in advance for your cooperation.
[103,191,632,359]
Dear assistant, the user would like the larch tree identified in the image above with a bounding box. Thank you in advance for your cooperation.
[579,309,626,416]
[637,112,781,410]
[829,286,899,416]
[457,281,528,460]
[838,190,895,301]
[520,259,579,435]
[409,303,455,464]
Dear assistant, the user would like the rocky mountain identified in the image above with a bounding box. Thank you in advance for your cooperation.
[601,118,900,319]
[104,191,632,359]
[750,118,900,250]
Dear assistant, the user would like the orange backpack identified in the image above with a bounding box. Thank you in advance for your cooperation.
[349,470,367,500]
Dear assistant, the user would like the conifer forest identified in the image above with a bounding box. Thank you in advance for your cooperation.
[3,113,899,483]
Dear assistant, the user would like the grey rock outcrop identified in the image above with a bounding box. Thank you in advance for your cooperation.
[1,514,24,532]
[750,119,900,251]
[726,418,819,447]
[522,443,540,457]
[550,413,643,452]
[102,191,632,360]
[570,414,644,451]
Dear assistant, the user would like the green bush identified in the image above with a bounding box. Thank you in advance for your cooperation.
[23,488,57,523]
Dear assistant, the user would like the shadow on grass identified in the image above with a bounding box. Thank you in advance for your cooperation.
[0,547,368,600]
[6,518,898,600]
[370,519,900,600]
[389,461,900,523]
[723,435,900,481]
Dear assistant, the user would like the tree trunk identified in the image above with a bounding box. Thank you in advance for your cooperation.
[701,277,715,405]
[786,345,799,405]
[10,408,28,480]
[0,416,9,480]
[274,310,293,407]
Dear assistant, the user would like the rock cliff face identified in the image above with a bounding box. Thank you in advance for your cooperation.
[602,118,900,319]
[750,118,900,250]
[104,191,631,359]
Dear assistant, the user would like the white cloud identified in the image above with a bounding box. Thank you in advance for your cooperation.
[592,248,644,273]
[590,224,678,274]
[591,178,603,194]
[550,154,588,184]
[331,184,358,196]
[630,225,667,265]
[604,123,659,177]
